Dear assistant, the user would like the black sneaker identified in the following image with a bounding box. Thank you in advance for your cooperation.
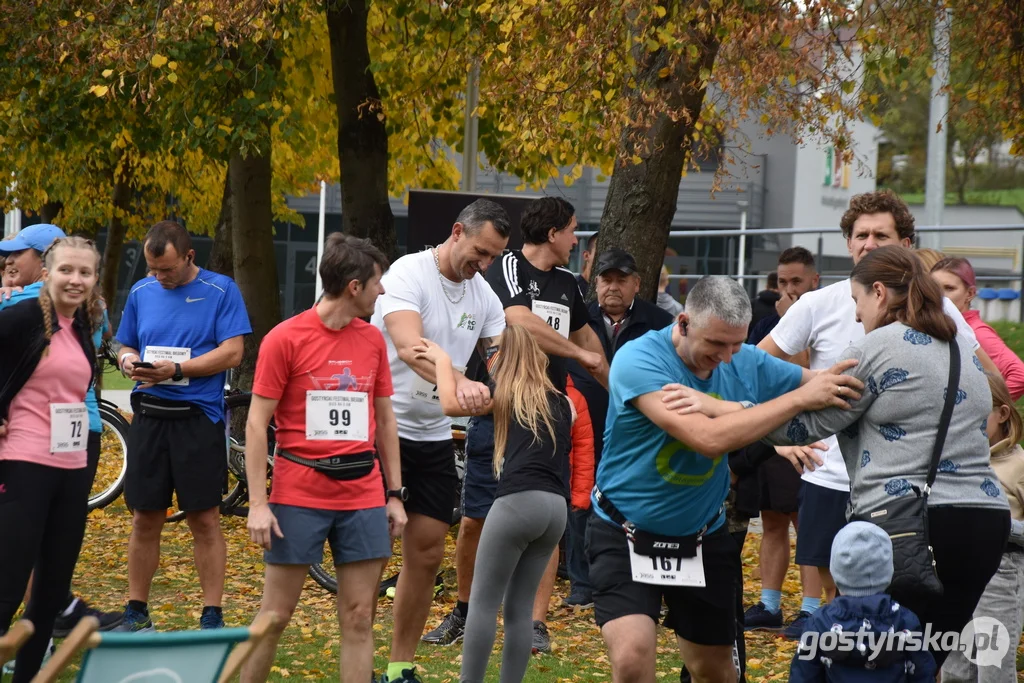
[421,608,466,645]
[782,610,813,640]
[200,608,225,630]
[531,620,551,654]
[561,590,594,609]
[382,666,422,683]
[52,598,124,637]
[742,602,783,631]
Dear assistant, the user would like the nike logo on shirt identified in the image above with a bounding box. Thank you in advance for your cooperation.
[185,297,206,303]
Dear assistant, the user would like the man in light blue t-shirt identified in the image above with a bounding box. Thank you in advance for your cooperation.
[589,276,861,683]
[115,220,251,633]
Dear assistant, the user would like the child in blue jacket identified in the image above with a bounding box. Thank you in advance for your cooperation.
[789,522,936,682]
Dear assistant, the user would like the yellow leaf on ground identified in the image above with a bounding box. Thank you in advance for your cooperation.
[150,54,168,68]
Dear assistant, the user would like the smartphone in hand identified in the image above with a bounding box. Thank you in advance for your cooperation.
[133,361,156,369]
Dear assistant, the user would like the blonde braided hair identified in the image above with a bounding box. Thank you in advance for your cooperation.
[36,236,102,355]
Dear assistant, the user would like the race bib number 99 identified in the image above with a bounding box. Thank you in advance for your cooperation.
[50,402,88,453]
[306,391,369,442]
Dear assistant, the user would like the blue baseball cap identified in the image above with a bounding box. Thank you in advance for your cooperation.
[0,224,67,256]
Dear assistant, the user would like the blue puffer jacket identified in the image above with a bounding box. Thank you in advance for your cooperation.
[789,594,936,683]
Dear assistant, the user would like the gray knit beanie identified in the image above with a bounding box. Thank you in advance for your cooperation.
[830,522,894,597]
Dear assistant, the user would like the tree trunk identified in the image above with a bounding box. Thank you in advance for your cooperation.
[325,0,396,260]
[101,160,132,310]
[205,167,234,278]
[40,201,63,224]
[229,133,281,392]
[597,8,721,302]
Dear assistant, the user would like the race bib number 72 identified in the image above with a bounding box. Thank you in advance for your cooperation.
[50,402,88,453]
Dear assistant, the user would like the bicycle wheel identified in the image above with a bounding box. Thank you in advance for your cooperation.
[89,400,130,511]
[309,548,338,593]
[451,425,467,526]
[223,392,275,515]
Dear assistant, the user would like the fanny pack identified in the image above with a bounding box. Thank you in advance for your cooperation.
[278,449,376,481]
[594,487,722,559]
[131,392,202,420]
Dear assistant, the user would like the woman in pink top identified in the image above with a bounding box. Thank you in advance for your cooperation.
[0,236,100,682]
[931,256,1024,400]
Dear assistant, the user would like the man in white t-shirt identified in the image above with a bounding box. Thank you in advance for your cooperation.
[758,189,993,608]
[371,199,510,683]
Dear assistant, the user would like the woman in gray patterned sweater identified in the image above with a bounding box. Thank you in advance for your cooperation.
[765,245,1010,669]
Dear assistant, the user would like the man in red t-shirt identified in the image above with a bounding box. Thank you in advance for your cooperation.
[241,233,407,683]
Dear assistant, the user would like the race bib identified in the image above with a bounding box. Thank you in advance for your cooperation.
[306,391,369,441]
[411,365,467,405]
[143,345,191,386]
[532,300,570,339]
[50,402,88,453]
[628,539,706,587]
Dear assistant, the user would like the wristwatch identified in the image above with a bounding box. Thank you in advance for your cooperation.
[387,487,409,502]
[171,362,184,382]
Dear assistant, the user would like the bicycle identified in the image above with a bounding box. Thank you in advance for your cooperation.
[88,343,131,512]
[307,423,468,594]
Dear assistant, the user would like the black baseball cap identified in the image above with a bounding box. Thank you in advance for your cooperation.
[595,248,638,277]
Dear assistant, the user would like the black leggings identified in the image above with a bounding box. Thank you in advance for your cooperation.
[898,505,1010,669]
[0,448,93,682]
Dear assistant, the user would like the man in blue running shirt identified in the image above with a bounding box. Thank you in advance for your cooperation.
[114,221,251,632]
[589,276,861,683]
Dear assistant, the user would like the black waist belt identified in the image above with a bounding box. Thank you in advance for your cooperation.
[132,392,202,420]
[279,449,376,481]
[594,486,724,559]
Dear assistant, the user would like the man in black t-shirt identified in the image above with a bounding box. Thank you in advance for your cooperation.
[422,197,608,653]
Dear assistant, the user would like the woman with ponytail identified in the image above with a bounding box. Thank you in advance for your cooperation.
[0,236,102,682]
[413,326,574,683]
[763,245,1010,667]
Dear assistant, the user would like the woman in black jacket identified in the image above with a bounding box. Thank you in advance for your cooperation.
[0,236,100,682]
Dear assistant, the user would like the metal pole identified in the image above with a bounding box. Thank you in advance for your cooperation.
[816,234,824,288]
[736,201,748,283]
[462,61,480,192]
[924,6,952,248]
[315,180,327,301]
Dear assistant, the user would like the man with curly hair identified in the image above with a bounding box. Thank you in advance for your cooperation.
[755,190,995,629]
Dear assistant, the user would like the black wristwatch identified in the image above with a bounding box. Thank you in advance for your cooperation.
[171,362,184,382]
[387,487,409,502]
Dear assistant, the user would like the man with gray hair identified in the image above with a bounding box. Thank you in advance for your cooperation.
[371,198,511,683]
[589,276,863,683]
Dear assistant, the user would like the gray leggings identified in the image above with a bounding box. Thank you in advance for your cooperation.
[460,490,567,683]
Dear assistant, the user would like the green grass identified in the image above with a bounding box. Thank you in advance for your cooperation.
[98,363,136,391]
[901,188,1024,215]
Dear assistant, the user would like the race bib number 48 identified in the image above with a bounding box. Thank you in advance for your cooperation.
[50,402,88,453]
[627,539,706,587]
[532,300,570,339]
[306,391,369,442]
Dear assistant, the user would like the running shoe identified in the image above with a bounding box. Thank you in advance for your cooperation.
[421,608,466,645]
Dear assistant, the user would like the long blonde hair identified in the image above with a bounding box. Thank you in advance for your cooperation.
[987,372,1024,445]
[37,237,102,355]
[491,324,560,477]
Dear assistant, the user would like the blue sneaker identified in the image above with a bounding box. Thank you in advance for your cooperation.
[111,605,155,633]
[742,602,783,631]
[782,610,813,640]
[200,608,224,630]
